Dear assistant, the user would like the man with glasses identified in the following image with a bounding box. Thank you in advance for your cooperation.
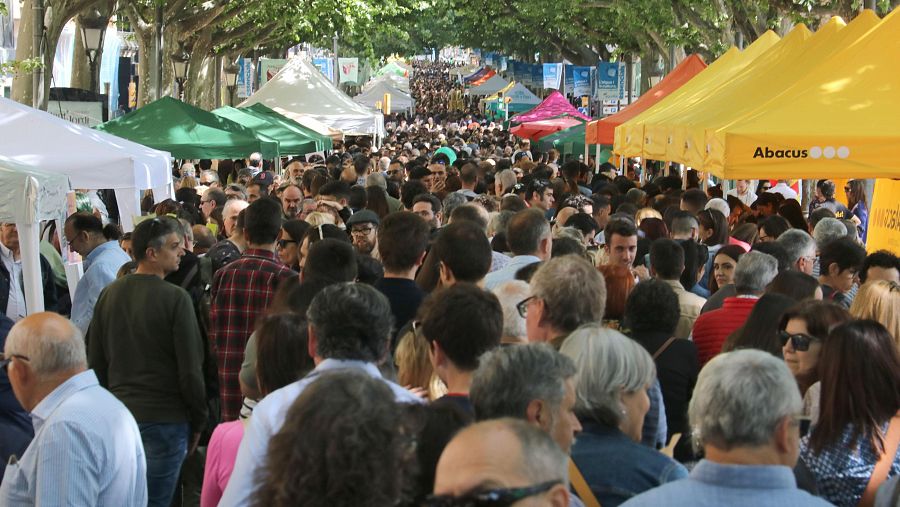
[777,229,818,276]
[86,216,206,507]
[817,238,866,308]
[433,418,571,507]
[0,223,57,322]
[386,158,406,183]
[200,187,226,221]
[346,210,380,256]
[1,313,146,505]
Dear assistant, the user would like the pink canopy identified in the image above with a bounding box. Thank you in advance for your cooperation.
[510,90,591,123]
[509,117,584,141]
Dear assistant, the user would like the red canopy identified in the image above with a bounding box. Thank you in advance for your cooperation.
[511,91,591,123]
[510,117,585,141]
[470,69,497,86]
[585,54,707,145]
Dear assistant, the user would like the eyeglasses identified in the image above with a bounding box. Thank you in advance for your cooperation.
[1,353,30,372]
[276,239,297,249]
[425,481,561,507]
[779,331,820,352]
[350,226,375,236]
[516,296,536,318]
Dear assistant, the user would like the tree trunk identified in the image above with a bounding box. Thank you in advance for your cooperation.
[183,32,215,109]
[11,0,35,105]
[70,18,90,90]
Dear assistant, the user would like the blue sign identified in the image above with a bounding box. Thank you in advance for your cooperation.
[597,61,619,101]
[500,56,508,72]
[573,66,592,97]
[564,65,575,95]
[531,64,543,89]
[312,57,333,81]
[237,57,253,98]
[542,63,561,89]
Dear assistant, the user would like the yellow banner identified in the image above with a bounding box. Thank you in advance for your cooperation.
[866,179,900,255]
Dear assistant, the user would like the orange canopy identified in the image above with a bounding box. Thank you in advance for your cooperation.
[470,69,497,86]
[585,55,707,145]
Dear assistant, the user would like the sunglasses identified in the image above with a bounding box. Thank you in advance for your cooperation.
[425,481,560,507]
[779,331,819,352]
[276,239,297,249]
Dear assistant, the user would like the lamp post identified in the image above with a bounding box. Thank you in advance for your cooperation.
[224,62,238,106]
[80,10,106,93]
[172,51,190,100]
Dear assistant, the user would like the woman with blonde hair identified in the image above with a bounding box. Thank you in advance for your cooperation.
[849,280,900,347]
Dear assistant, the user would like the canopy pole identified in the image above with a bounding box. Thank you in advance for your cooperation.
[17,221,45,315]
[595,145,601,174]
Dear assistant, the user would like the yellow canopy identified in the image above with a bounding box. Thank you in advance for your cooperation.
[707,9,895,178]
[615,31,780,159]
[484,81,517,102]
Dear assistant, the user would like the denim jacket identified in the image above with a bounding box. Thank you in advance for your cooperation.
[571,422,688,507]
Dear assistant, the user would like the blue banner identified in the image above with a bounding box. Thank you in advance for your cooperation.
[573,66,592,97]
[564,65,575,95]
[237,57,253,98]
[312,57,333,82]
[531,64,543,89]
[542,63,562,89]
[485,52,495,67]
[500,56,508,72]
[597,61,620,101]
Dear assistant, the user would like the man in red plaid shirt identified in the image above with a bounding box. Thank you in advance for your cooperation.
[210,198,295,421]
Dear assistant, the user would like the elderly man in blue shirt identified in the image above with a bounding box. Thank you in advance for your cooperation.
[64,213,130,333]
[0,312,146,505]
[621,349,833,507]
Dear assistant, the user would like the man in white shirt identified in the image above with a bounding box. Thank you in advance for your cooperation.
[767,180,798,200]
[0,223,57,321]
[0,312,146,505]
[219,283,422,506]
[725,180,756,207]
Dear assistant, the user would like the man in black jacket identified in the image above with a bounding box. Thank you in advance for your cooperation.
[0,223,57,320]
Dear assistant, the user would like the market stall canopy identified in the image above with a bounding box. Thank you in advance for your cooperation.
[463,67,490,83]
[468,75,510,96]
[97,96,279,159]
[239,57,385,137]
[363,73,410,94]
[213,106,320,155]
[705,10,894,178]
[511,90,591,123]
[510,116,586,141]
[614,31,781,159]
[537,123,591,157]
[240,103,334,150]
[375,61,410,77]
[469,69,498,86]
[483,81,516,101]
[451,64,480,77]
[586,54,707,146]
[353,80,414,113]
[267,106,345,142]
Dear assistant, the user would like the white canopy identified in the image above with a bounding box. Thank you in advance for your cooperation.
[0,97,173,231]
[468,75,511,96]
[271,108,345,142]
[502,83,542,105]
[0,157,71,315]
[354,81,414,113]
[239,57,385,137]
[363,73,410,94]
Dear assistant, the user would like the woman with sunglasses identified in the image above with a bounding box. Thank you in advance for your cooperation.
[799,320,900,507]
[778,300,851,416]
[275,220,310,272]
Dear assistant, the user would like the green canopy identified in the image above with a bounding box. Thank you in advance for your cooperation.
[96,96,279,159]
[213,106,320,155]
[240,103,333,152]
[375,61,409,77]
[536,123,592,158]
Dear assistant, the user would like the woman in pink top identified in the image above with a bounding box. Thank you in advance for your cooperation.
[200,313,315,507]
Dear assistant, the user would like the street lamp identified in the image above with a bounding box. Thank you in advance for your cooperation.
[79,10,106,93]
[224,62,239,106]
[172,51,190,100]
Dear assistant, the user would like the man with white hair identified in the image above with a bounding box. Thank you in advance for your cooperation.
[433,418,571,507]
[0,313,146,505]
[777,229,818,275]
[622,350,831,506]
[692,251,778,365]
[492,280,530,344]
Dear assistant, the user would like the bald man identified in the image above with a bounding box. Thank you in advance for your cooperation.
[433,418,571,507]
[0,313,146,505]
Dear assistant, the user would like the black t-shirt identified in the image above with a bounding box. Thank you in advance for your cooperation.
[374,277,426,349]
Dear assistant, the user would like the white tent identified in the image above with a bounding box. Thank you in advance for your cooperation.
[467,75,510,96]
[354,80,414,113]
[0,97,173,232]
[239,57,385,138]
[502,83,542,105]
[271,108,345,142]
[0,157,71,314]
[363,73,410,94]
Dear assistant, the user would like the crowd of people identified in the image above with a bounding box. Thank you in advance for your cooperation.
[1,66,899,507]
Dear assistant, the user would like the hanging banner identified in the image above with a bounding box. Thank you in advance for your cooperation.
[573,66,592,97]
[511,61,521,82]
[543,63,562,89]
[531,65,543,89]
[597,61,619,102]
[485,53,495,67]
[259,58,287,86]
[618,61,628,101]
[312,57,333,81]
[339,57,359,83]
[520,64,531,87]
[237,57,253,98]
[866,179,900,254]
[564,65,574,96]
[500,56,508,72]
